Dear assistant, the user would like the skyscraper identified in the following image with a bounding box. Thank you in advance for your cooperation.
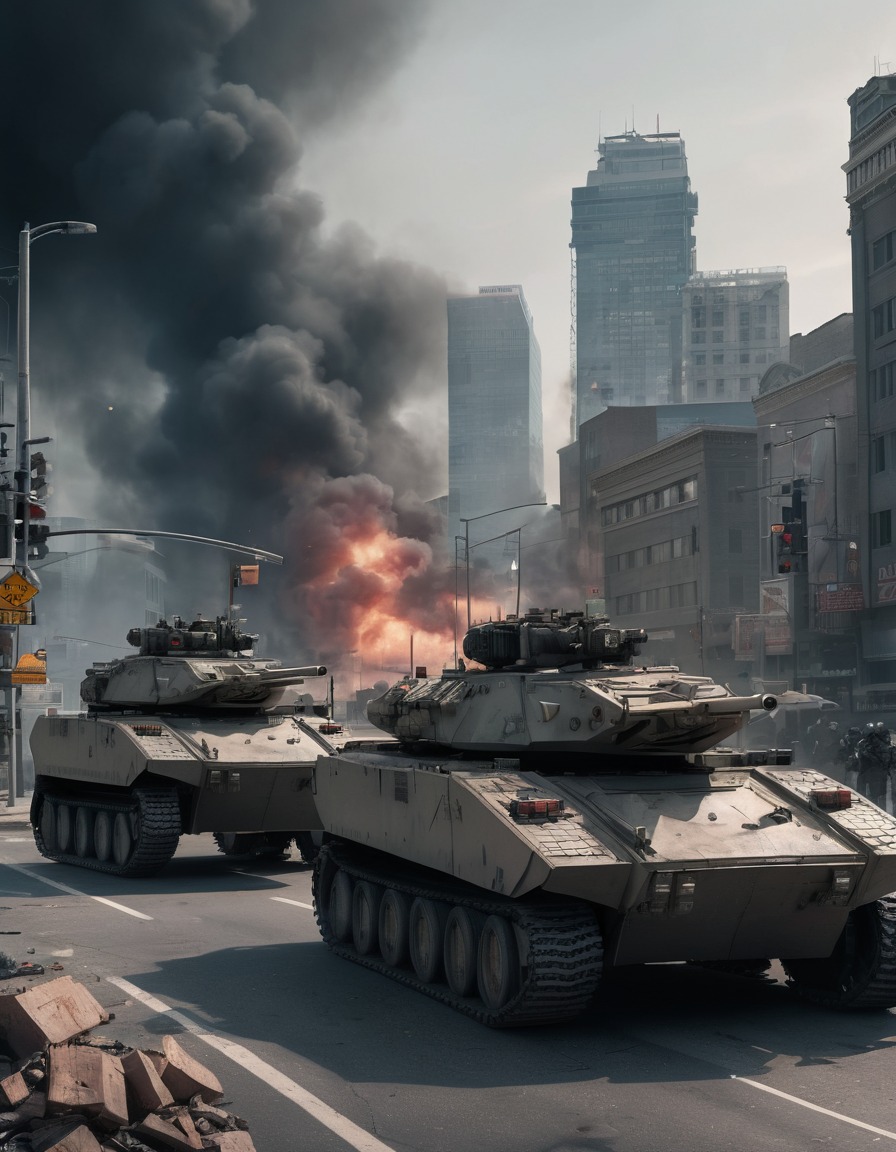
[680,268,789,403]
[845,74,896,632]
[447,285,544,537]
[571,131,698,427]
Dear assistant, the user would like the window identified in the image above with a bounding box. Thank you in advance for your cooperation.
[713,353,724,365]
[712,309,724,327]
[696,380,707,397]
[874,509,893,548]
[715,379,725,396]
[694,353,706,365]
[739,352,750,364]
[874,360,896,400]
[692,307,706,328]
[712,330,724,343]
[873,298,896,339]
[872,230,896,270]
[874,436,887,473]
[739,377,751,393]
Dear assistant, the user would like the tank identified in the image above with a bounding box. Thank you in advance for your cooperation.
[311,611,896,1027]
[30,615,335,877]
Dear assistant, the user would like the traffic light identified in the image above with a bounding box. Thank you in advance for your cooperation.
[14,497,46,543]
[29,451,51,503]
[775,517,794,574]
[29,523,51,559]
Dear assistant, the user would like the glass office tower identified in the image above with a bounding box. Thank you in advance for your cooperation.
[447,285,544,536]
[571,131,698,427]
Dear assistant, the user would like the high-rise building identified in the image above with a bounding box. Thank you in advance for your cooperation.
[845,75,896,660]
[447,286,544,543]
[571,131,698,427]
[680,268,789,403]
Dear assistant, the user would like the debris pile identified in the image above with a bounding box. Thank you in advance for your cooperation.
[0,976,256,1150]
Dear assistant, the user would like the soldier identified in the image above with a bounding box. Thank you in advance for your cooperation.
[812,721,841,771]
[855,722,893,811]
[838,725,863,787]
[802,715,827,765]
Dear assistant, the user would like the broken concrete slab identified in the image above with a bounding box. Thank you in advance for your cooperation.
[202,1131,257,1151]
[31,1116,104,1152]
[133,1110,203,1150]
[160,1035,223,1106]
[47,1044,128,1130]
[121,1048,174,1113]
[0,976,109,1057]
[0,1068,30,1106]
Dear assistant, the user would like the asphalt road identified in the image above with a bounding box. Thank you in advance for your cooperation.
[1,811,895,1152]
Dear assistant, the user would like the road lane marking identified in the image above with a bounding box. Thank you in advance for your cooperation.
[0,860,153,920]
[108,976,398,1152]
[732,1075,896,1140]
[271,896,314,910]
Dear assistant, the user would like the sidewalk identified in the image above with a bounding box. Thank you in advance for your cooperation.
[0,792,33,830]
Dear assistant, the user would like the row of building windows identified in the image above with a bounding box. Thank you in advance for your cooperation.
[872,358,896,400]
[600,476,698,525]
[605,529,699,573]
[872,297,896,339]
[615,581,698,615]
[693,378,754,397]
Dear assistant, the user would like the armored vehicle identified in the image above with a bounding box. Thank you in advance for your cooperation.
[312,611,896,1027]
[30,616,333,877]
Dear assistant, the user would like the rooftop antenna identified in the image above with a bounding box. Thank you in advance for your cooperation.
[656,113,660,134]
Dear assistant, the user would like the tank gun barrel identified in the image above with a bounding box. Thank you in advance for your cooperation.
[256,665,327,682]
[626,692,776,717]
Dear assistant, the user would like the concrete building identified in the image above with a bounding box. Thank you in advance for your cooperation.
[681,269,789,403]
[571,131,698,427]
[845,74,896,700]
[751,323,858,703]
[447,284,544,560]
[594,426,759,682]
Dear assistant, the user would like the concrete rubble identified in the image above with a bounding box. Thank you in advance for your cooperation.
[0,976,256,1151]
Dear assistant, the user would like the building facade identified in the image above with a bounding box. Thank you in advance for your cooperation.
[845,75,896,692]
[680,269,789,403]
[571,131,698,428]
[594,427,759,682]
[447,285,544,546]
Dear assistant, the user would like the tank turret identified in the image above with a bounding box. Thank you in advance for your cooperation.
[367,611,775,755]
[81,615,326,710]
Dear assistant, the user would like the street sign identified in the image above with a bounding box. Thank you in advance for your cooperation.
[0,571,38,610]
[0,607,33,625]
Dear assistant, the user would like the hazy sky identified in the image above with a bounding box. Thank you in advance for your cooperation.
[298,0,895,499]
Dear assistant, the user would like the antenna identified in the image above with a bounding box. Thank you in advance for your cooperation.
[656,113,660,134]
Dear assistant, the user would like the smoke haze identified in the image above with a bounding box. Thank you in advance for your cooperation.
[0,0,458,677]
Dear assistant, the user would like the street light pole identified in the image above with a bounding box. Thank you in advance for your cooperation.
[460,501,546,629]
[15,221,96,576]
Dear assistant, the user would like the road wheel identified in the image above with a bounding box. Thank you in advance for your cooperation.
[296,832,323,864]
[443,907,483,998]
[56,805,73,853]
[74,807,95,859]
[379,888,411,968]
[112,812,134,868]
[38,799,57,853]
[352,881,383,955]
[783,896,896,1009]
[94,811,113,862]
[409,897,447,984]
[329,869,354,943]
[477,914,520,1012]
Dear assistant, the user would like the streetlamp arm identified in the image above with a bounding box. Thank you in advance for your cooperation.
[45,528,283,564]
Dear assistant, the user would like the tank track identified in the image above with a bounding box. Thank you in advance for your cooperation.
[782,895,896,1009]
[31,786,181,878]
[313,842,603,1027]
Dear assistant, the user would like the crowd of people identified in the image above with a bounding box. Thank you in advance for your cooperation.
[803,716,894,811]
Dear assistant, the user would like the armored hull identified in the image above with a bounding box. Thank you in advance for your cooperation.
[311,613,896,1026]
[30,616,333,876]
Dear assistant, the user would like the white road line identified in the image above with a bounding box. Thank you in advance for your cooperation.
[0,860,153,920]
[270,896,314,910]
[108,976,398,1152]
[733,1075,896,1140]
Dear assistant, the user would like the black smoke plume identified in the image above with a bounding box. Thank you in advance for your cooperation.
[0,0,454,669]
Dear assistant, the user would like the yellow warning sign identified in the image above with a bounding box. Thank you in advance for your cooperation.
[0,572,38,610]
[11,651,46,685]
